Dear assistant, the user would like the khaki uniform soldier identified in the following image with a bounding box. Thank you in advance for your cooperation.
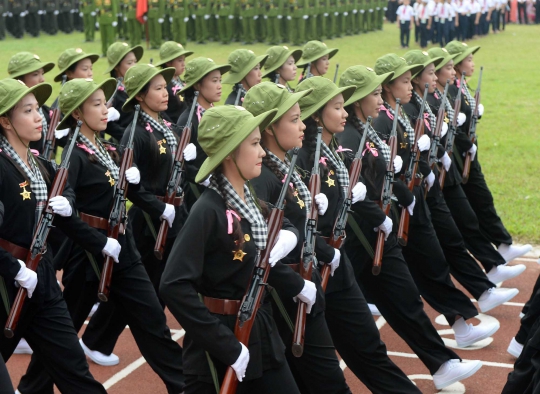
[343,0,353,34]
[97,0,118,56]
[288,0,308,45]
[215,0,235,44]
[365,0,373,31]
[377,0,384,29]
[125,0,141,46]
[81,0,96,41]
[42,0,59,34]
[169,0,188,45]
[7,0,26,38]
[238,0,256,44]
[58,0,74,33]
[318,0,328,39]
[147,0,165,48]
[359,0,367,32]
[189,0,208,43]
[306,0,317,41]
[25,0,41,36]
[351,0,359,34]
[255,0,265,42]
[263,0,282,44]
[0,0,7,40]
[162,0,171,39]
[207,0,217,40]
[327,0,337,38]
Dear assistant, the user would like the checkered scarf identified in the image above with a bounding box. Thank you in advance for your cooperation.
[322,140,349,195]
[39,107,48,145]
[140,111,178,156]
[264,150,311,214]
[171,76,184,93]
[412,90,436,132]
[436,87,455,123]
[77,134,119,182]
[350,115,391,164]
[382,101,416,146]
[209,174,268,250]
[457,78,476,113]
[0,135,48,223]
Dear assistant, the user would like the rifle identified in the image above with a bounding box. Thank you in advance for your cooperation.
[292,127,322,358]
[106,77,124,109]
[373,100,400,275]
[462,67,482,184]
[42,75,67,161]
[303,63,312,81]
[274,73,280,85]
[320,117,372,289]
[220,149,300,394]
[97,105,140,302]
[153,95,198,260]
[333,63,340,83]
[4,121,82,338]
[397,84,428,247]
[439,73,464,189]
[234,83,245,106]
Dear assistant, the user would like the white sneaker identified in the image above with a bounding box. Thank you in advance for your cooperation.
[507,337,524,358]
[13,338,33,355]
[498,244,532,264]
[454,320,500,348]
[520,312,525,319]
[88,303,99,318]
[368,303,381,316]
[433,359,483,390]
[478,287,519,313]
[487,264,526,284]
[79,338,119,366]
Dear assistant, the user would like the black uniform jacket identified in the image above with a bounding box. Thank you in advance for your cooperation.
[160,188,299,380]
[0,153,105,302]
[163,82,186,124]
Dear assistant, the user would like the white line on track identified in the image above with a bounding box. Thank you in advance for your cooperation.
[469,299,525,307]
[102,329,185,390]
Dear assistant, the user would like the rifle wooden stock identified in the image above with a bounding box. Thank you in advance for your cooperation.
[5,122,81,338]
[154,124,192,260]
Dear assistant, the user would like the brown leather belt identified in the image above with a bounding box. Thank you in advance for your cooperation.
[203,296,241,315]
[0,238,29,261]
[80,212,109,230]
[156,195,183,206]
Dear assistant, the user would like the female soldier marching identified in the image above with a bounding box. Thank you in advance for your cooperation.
[262,46,302,91]
[223,49,268,105]
[296,40,338,83]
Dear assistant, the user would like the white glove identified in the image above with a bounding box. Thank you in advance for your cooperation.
[191,14,196,19]
[441,152,452,172]
[161,203,176,228]
[477,103,484,116]
[468,144,477,161]
[215,14,219,18]
[314,193,328,215]
[125,166,140,184]
[329,248,340,276]
[55,128,70,139]
[199,175,211,187]
[351,182,367,204]
[253,15,258,19]
[353,8,358,13]
[343,11,348,15]
[383,6,387,10]
[287,15,291,20]
[334,11,338,15]
[143,15,148,21]
[263,14,267,19]
[184,16,190,22]
[407,196,415,216]
[157,18,164,23]
[277,14,282,18]
[369,8,373,12]
[204,14,210,19]
[170,16,173,22]
[296,280,317,313]
[425,171,435,190]
[269,230,297,266]
[360,9,365,13]
[393,155,403,173]
[231,343,250,382]
[183,143,197,161]
[374,216,393,240]
[107,107,120,122]
[124,16,128,21]
[79,12,83,17]
[54,9,59,15]
[49,195,72,217]
[457,112,466,126]
[324,12,328,16]
[441,121,448,138]
[102,238,121,263]
[228,14,234,19]
[303,14,308,19]
[91,11,96,16]
[95,22,99,28]
[15,260,38,298]
[112,21,118,26]
[20,11,25,17]
[417,134,431,151]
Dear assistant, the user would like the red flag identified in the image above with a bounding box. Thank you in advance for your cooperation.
[136,0,148,24]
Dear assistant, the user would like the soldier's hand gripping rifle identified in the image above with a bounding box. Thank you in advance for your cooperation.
[462,66,483,184]
[153,95,198,260]
[292,127,322,358]
[320,117,372,289]
[373,100,400,275]
[97,105,140,302]
[219,149,300,394]
[439,73,464,189]
[397,83,428,247]
[42,75,67,160]
[4,121,82,338]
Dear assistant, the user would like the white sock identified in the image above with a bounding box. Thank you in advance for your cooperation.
[452,317,470,336]
[498,243,510,253]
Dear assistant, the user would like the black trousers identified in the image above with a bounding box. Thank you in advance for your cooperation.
[0,294,105,394]
[443,182,506,272]
[460,159,513,247]
[402,186,479,327]
[18,261,185,394]
[516,275,540,344]
[400,21,410,47]
[346,232,459,375]
[458,14,468,40]
[0,353,13,394]
[427,180,495,299]
[518,2,528,23]
[325,278,422,393]
[522,274,540,316]
[503,322,540,394]
[419,21,429,47]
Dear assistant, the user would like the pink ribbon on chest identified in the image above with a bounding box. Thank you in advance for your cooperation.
[172,85,181,95]
[379,105,394,120]
[335,146,352,154]
[145,123,153,133]
[77,143,95,155]
[226,209,241,234]
[423,113,431,131]
[362,142,378,157]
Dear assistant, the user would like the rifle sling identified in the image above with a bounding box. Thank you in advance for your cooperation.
[0,277,10,316]
[143,211,158,241]
[268,286,294,333]
[347,215,375,259]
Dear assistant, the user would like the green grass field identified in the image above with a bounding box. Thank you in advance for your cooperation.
[1,23,539,243]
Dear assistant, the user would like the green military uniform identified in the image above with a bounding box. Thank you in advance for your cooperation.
[125,0,141,46]
[305,0,316,41]
[8,0,26,38]
[147,0,164,48]
[317,0,327,39]
[189,0,208,43]
[238,0,256,44]
[58,0,74,33]
[359,0,366,32]
[344,0,353,34]
[263,0,282,44]
[0,0,7,40]
[162,0,171,39]
[42,0,59,34]
[288,0,308,45]
[336,0,344,36]
[351,0,359,34]
[74,0,83,31]
[169,0,188,45]
[376,0,384,29]
[117,0,126,39]
[215,0,234,44]
[365,0,372,31]
[326,0,337,38]
[25,0,41,36]
[97,0,118,56]
[80,0,96,41]
[207,0,217,41]
[255,0,264,42]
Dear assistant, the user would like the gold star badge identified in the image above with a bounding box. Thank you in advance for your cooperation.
[105,170,116,186]
[244,234,251,242]
[159,145,166,154]
[296,197,305,209]
[232,249,247,261]
[403,132,408,137]
[400,142,408,149]
[325,177,335,187]
[19,181,31,200]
